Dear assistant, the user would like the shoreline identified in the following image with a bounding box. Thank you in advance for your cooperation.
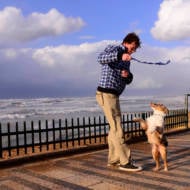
[0,95,186,121]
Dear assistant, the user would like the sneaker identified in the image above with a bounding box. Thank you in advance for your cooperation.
[107,161,120,167]
[119,162,142,172]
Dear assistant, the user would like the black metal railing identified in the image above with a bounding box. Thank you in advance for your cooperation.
[0,108,188,160]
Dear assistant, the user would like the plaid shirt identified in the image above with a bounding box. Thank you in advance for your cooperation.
[97,44,131,95]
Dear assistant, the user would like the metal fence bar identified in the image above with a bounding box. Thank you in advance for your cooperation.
[31,121,35,153]
[83,117,86,145]
[52,119,56,150]
[65,119,68,148]
[16,122,19,156]
[24,121,27,154]
[185,94,189,128]
[45,120,49,151]
[98,116,102,143]
[0,123,2,158]
[39,120,42,152]
[59,119,62,149]
[7,123,11,157]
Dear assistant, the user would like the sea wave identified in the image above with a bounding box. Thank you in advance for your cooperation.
[0,95,186,122]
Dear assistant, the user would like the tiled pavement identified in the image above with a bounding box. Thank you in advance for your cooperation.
[0,131,189,190]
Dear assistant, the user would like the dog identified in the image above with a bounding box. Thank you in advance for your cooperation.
[133,102,169,171]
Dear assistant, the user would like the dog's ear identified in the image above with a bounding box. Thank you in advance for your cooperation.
[160,104,169,114]
[164,107,169,114]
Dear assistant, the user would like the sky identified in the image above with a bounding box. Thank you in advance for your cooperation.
[0,0,190,99]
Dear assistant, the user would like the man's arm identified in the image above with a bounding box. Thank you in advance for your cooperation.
[97,45,121,64]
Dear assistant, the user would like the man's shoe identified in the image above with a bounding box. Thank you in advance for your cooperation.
[119,162,142,172]
[107,161,120,167]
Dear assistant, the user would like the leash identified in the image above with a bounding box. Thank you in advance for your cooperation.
[131,57,170,65]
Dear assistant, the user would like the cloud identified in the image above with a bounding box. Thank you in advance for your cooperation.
[32,42,103,70]
[0,7,85,45]
[0,41,190,98]
[151,0,190,41]
[133,77,162,89]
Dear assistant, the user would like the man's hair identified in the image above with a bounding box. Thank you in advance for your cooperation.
[122,32,141,48]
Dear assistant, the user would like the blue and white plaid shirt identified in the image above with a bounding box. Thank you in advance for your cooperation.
[97,44,132,95]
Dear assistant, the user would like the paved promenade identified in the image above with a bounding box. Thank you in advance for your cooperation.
[0,130,189,190]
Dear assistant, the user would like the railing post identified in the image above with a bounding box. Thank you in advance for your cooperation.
[185,94,189,128]
[142,112,146,120]
[0,123,2,158]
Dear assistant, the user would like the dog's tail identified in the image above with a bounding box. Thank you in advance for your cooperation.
[133,118,148,130]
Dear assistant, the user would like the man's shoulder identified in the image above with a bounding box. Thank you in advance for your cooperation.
[104,44,124,52]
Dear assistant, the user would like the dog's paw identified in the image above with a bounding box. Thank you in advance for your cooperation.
[153,166,161,171]
[133,117,140,122]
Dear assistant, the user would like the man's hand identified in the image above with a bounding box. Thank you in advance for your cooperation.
[121,70,129,78]
[122,53,131,62]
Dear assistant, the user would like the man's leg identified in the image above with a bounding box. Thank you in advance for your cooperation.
[96,91,130,165]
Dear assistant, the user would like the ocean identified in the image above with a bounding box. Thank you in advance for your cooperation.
[0,95,187,147]
[0,95,186,123]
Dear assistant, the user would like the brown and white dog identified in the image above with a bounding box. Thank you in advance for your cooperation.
[133,102,169,171]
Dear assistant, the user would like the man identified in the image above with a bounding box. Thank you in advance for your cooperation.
[96,32,142,171]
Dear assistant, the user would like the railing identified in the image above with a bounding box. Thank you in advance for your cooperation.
[0,108,188,160]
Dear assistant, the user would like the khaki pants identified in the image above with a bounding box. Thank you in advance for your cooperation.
[96,91,131,165]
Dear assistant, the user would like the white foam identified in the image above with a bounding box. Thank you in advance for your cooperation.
[0,95,185,121]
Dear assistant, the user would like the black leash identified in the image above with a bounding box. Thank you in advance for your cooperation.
[132,57,170,65]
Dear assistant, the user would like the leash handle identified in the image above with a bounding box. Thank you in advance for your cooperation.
[131,57,170,65]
